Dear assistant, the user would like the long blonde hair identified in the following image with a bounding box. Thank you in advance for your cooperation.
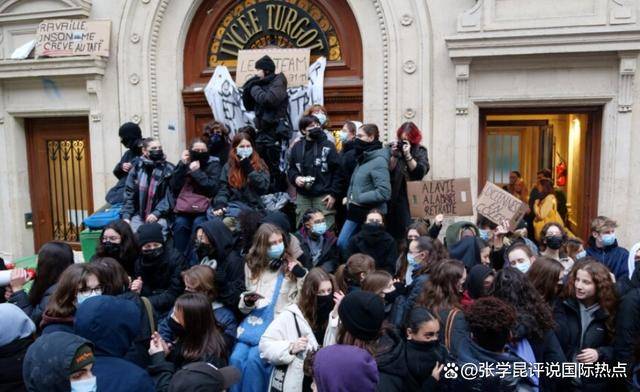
[245,223,291,280]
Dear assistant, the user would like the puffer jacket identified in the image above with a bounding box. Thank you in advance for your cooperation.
[346,147,391,213]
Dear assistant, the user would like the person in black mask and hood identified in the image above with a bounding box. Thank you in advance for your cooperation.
[346,209,397,274]
[460,264,495,309]
[242,54,290,193]
[122,137,175,237]
[202,120,231,165]
[93,219,139,277]
[404,307,448,391]
[131,223,186,316]
[106,122,144,205]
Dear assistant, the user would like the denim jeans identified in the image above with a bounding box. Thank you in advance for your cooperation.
[172,213,207,256]
[337,219,360,259]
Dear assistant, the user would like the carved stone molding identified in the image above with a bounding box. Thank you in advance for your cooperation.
[457,0,482,32]
[130,33,140,44]
[403,108,416,119]
[148,0,169,137]
[372,0,390,132]
[132,114,141,124]
[610,0,636,25]
[401,14,413,27]
[129,73,140,85]
[618,52,637,112]
[403,60,416,74]
[454,59,471,116]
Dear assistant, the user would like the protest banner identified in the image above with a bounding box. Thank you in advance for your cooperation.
[408,178,473,218]
[205,56,326,136]
[476,182,528,227]
[36,19,111,57]
[235,48,310,88]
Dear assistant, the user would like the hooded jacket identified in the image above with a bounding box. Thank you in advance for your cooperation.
[170,155,222,200]
[461,264,494,308]
[8,284,55,328]
[585,237,629,280]
[375,328,408,392]
[74,296,154,392]
[122,156,175,220]
[288,134,342,198]
[196,219,246,310]
[135,247,186,315]
[347,147,392,213]
[346,223,398,274]
[242,73,288,132]
[0,303,36,392]
[23,331,93,392]
[404,339,449,392]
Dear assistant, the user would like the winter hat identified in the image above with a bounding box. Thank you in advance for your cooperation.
[137,222,164,246]
[338,291,385,341]
[118,122,142,141]
[255,55,276,74]
[169,362,240,392]
[69,344,94,374]
[0,303,36,346]
[313,345,379,392]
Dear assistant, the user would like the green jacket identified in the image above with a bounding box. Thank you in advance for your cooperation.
[347,148,391,211]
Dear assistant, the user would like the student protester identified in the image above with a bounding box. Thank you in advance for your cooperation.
[449,297,536,391]
[533,178,564,242]
[241,55,289,193]
[230,223,307,392]
[338,124,391,254]
[0,303,36,392]
[586,216,630,280]
[396,236,440,287]
[131,223,186,316]
[443,221,483,269]
[302,104,335,143]
[326,290,386,352]
[295,208,339,273]
[416,259,468,356]
[211,132,270,226]
[259,268,333,391]
[567,237,587,261]
[553,259,618,391]
[288,115,341,229]
[337,120,362,152]
[170,138,222,256]
[40,263,100,334]
[193,219,245,311]
[155,361,240,392]
[362,270,400,318]
[121,137,175,236]
[460,264,495,309]
[23,332,97,392]
[526,255,565,306]
[106,122,144,205]
[93,219,139,277]
[387,122,430,241]
[158,265,237,348]
[346,209,398,274]
[6,241,74,326]
[539,222,574,275]
[312,345,379,392]
[74,296,155,392]
[335,253,375,294]
[202,120,232,166]
[506,242,537,274]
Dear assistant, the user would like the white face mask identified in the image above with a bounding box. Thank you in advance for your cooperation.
[71,376,97,392]
[515,260,531,274]
[313,112,327,125]
[77,290,102,305]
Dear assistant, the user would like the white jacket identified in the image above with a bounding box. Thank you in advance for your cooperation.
[238,265,304,316]
[259,304,319,392]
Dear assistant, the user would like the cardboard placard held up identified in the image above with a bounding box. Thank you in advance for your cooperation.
[476,182,528,227]
[36,19,111,58]
[235,48,310,88]
[408,178,474,218]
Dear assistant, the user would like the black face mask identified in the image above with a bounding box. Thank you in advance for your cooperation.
[353,139,370,156]
[102,241,121,257]
[168,317,186,338]
[141,247,164,265]
[195,240,215,261]
[307,127,323,140]
[148,149,164,162]
[545,236,563,250]
[384,289,400,306]
[190,150,210,164]
[269,258,283,271]
[316,293,334,324]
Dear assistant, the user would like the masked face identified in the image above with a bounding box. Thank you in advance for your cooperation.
[407,319,440,343]
[313,112,327,126]
[141,244,164,264]
[508,249,533,274]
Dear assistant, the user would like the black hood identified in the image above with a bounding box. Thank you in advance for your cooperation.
[359,223,387,246]
[466,264,494,299]
[197,218,234,260]
[261,211,291,233]
[375,329,408,378]
[449,236,481,270]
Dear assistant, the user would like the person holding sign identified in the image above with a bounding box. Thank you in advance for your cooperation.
[242,55,290,193]
[387,122,430,242]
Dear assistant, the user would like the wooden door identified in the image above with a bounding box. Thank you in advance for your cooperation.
[26,117,94,250]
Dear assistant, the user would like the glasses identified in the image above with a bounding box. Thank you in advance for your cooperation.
[103,236,121,242]
[79,287,102,295]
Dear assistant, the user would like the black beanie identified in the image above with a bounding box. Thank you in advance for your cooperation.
[137,223,164,246]
[338,291,385,341]
[118,122,142,141]
[255,55,276,74]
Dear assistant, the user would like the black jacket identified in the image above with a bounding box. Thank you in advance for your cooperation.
[0,337,32,392]
[553,298,614,391]
[135,247,186,315]
[295,227,339,273]
[614,288,640,379]
[405,339,449,392]
[242,73,288,132]
[118,291,156,369]
[288,135,342,198]
[107,149,142,204]
[170,156,222,200]
[346,224,398,274]
[375,329,408,392]
[337,148,358,198]
[213,161,270,211]
[7,285,55,328]
[122,157,175,220]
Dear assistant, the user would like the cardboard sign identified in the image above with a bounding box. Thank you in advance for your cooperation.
[408,178,473,218]
[476,182,528,227]
[36,19,111,57]
[235,48,310,88]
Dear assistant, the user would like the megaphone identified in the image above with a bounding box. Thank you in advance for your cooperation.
[0,270,11,286]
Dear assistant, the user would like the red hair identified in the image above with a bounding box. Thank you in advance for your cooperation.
[228,133,268,189]
[396,122,422,145]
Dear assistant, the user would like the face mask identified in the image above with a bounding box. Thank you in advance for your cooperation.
[194,240,214,260]
[312,222,327,236]
[406,339,440,351]
[142,247,164,263]
[316,293,334,323]
[236,146,253,159]
[313,113,327,125]
[545,236,563,250]
[307,127,323,140]
[148,149,164,162]
[102,241,120,257]
[363,222,383,232]
[267,243,285,260]
[515,260,531,274]
[384,289,400,306]
[77,290,102,305]
[407,253,419,267]
[71,376,97,392]
[575,250,587,260]
[190,150,210,163]
[339,131,349,142]
[479,229,490,242]
[168,316,186,337]
[353,138,370,154]
[601,233,616,247]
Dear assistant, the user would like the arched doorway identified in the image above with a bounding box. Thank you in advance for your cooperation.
[182,0,363,142]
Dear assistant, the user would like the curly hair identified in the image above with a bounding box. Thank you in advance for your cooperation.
[493,267,555,341]
[563,258,618,335]
[465,297,517,352]
[416,259,465,316]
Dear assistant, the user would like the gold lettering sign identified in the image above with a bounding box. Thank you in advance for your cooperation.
[208,0,341,68]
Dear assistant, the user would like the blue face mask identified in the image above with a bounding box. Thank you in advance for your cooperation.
[312,222,327,236]
[515,260,531,274]
[236,146,253,159]
[601,233,616,247]
[407,253,419,266]
[71,376,97,392]
[479,229,490,242]
[575,250,587,260]
[77,291,101,305]
[314,112,327,125]
[267,243,285,260]
[339,131,349,142]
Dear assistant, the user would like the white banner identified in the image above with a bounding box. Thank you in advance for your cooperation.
[204,57,327,138]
